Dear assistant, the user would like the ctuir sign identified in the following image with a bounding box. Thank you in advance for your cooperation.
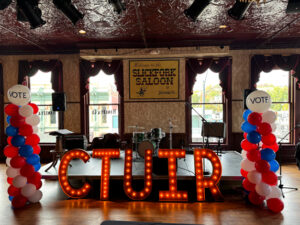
[58,148,223,202]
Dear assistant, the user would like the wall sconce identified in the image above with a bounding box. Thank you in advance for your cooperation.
[53,0,84,25]
[184,0,211,22]
[228,0,253,20]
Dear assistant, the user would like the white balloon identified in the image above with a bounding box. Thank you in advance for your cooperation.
[25,114,40,126]
[32,126,39,134]
[19,105,33,117]
[21,184,37,198]
[241,158,255,172]
[262,110,277,124]
[13,175,27,188]
[266,186,282,200]
[6,157,12,167]
[28,190,43,203]
[7,85,31,106]
[241,150,248,159]
[247,171,262,184]
[255,182,271,197]
[246,90,272,113]
[6,167,20,178]
[271,123,277,132]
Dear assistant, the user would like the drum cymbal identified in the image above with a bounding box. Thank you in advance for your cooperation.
[128,125,145,129]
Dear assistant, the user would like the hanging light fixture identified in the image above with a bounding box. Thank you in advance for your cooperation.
[228,0,253,20]
[17,0,46,29]
[53,0,84,25]
[0,0,11,10]
[184,0,211,22]
[108,0,126,14]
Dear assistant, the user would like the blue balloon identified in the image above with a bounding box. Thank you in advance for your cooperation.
[19,145,33,157]
[269,160,280,172]
[33,163,41,172]
[243,109,252,121]
[11,135,25,147]
[5,126,19,136]
[9,196,14,202]
[241,121,257,133]
[261,148,276,162]
[26,154,40,165]
[6,116,11,124]
[247,131,261,144]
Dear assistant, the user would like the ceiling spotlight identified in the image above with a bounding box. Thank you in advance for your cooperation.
[0,0,11,10]
[53,0,84,25]
[228,0,252,20]
[286,0,300,14]
[108,0,126,14]
[17,0,46,29]
[184,0,211,22]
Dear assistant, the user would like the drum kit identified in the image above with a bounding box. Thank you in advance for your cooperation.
[129,125,166,159]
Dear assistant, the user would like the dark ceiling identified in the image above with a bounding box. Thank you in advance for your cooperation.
[1,0,300,54]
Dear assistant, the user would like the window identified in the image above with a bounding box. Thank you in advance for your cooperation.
[30,71,59,143]
[88,71,119,142]
[257,70,292,143]
[191,69,224,143]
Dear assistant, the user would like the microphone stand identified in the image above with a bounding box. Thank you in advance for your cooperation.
[186,102,210,175]
[277,126,298,198]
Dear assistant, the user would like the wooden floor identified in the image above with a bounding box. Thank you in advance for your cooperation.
[0,163,300,225]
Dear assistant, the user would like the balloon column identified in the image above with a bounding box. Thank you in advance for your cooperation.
[240,90,284,213]
[4,85,42,208]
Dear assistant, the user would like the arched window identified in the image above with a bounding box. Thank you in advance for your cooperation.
[191,69,224,143]
[256,70,292,143]
[88,71,119,141]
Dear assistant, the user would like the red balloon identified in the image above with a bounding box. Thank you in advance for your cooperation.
[10,115,25,128]
[262,133,276,146]
[10,156,26,168]
[12,195,28,208]
[8,185,21,196]
[255,160,271,173]
[243,179,256,192]
[4,104,19,116]
[7,177,13,184]
[32,145,41,154]
[36,180,43,190]
[240,169,248,178]
[248,191,265,205]
[28,172,42,184]
[243,132,248,139]
[25,134,40,146]
[248,112,262,126]
[262,143,279,152]
[241,139,258,151]
[257,122,272,135]
[7,136,12,145]
[247,149,261,162]
[3,145,19,158]
[19,124,33,137]
[262,171,278,186]
[29,103,39,114]
[20,164,35,178]
[267,198,284,213]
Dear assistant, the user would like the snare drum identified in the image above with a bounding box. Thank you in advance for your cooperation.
[133,132,145,143]
[137,140,156,158]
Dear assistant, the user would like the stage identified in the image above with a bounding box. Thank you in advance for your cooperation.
[41,151,243,181]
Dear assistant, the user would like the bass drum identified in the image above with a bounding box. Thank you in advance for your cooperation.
[137,140,156,158]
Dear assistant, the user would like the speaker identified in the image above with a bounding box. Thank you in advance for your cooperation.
[244,89,254,110]
[52,92,66,111]
[202,122,225,138]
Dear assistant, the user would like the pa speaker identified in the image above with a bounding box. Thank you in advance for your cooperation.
[52,92,66,111]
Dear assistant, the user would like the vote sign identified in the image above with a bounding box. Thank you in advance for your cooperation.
[246,90,271,113]
[7,85,31,106]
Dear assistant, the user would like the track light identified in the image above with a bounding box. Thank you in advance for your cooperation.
[53,0,84,25]
[17,0,46,29]
[0,0,11,10]
[108,0,126,14]
[286,0,300,14]
[228,0,252,20]
[184,0,211,22]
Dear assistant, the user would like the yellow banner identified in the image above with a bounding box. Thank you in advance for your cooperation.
[129,59,179,99]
